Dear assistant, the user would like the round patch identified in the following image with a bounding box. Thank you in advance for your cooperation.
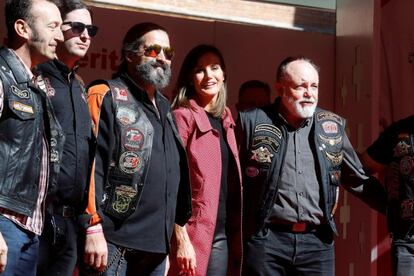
[116,106,136,126]
[400,156,414,176]
[119,151,142,174]
[245,166,259,177]
[122,128,144,150]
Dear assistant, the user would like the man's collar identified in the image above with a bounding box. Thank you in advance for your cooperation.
[53,58,78,74]
[10,49,33,79]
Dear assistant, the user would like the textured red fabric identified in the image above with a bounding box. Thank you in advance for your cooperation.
[169,99,242,276]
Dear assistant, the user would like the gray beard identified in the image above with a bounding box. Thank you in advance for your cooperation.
[135,60,171,90]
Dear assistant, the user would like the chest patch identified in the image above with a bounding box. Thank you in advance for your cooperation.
[114,87,129,101]
[119,151,142,174]
[12,101,33,114]
[11,85,29,99]
[393,141,411,158]
[251,146,274,163]
[321,121,338,134]
[122,128,144,150]
[117,106,137,126]
[254,124,282,139]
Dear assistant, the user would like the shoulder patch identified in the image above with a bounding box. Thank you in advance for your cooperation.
[316,111,343,125]
[254,124,282,139]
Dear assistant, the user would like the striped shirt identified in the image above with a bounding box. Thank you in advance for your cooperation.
[0,50,49,235]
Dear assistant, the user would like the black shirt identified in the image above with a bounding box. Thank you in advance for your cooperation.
[94,76,181,253]
[207,112,229,236]
[37,59,92,210]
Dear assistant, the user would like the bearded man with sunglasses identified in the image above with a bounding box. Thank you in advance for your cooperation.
[35,1,98,275]
[80,22,191,276]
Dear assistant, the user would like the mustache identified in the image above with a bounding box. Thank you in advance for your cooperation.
[151,60,169,71]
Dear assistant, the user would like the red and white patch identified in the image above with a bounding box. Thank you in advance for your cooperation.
[122,128,144,150]
[245,166,259,177]
[43,77,56,97]
[322,121,338,134]
[114,87,128,101]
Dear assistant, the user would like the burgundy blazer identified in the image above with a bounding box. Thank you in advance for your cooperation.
[169,99,243,276]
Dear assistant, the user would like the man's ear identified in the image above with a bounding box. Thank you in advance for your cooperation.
[125,51,136,63]
[14,19,30,40]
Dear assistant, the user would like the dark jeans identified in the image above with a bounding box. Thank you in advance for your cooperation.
[243,227,335,276]
[37,214,79,276]
[391,234,414,276]
[206,232,228,276]
[79,241,167,276]
[0,215,39,276]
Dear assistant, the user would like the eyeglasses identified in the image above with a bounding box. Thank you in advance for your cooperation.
[143,44,174,61]
[62,21,98,38]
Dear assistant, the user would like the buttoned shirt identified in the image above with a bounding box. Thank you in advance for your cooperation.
[267,116,324,225]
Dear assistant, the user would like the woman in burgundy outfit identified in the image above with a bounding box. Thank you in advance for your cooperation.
[168,45,243,276]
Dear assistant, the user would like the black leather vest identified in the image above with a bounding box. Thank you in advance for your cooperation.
[0,48,64,216]
[98,78,154,220]
[240,103,345,237]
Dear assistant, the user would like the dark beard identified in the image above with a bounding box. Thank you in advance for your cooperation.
[135,60,171,90]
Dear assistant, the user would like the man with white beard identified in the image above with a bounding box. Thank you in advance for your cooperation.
[237,57,386,276]
[79,22,191,275]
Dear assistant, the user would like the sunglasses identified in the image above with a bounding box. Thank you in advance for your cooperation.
[62,21,98,38]
[143,44,174,61]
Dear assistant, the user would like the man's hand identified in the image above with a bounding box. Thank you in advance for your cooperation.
[174,224,196,276]
[0,232,7,273]
[84,224,108,272]
[176,238,196,276]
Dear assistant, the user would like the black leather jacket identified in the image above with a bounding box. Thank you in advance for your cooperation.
[0,48,64,216]
[238,100,386,238]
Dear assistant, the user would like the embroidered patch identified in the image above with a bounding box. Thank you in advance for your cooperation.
[122,128,144,150]
[119,151,142,174]
[400,199,414,220]
[322,121,338,134]
[112,185,137,214]
[393,141,411,157]
[399,156,414,175]
[11,85,29,99]
[251,146,274,163]
[12,101,33,114]
[254,124,282,139]
[245,166,259,177]
[318,134,343,146]
[116,106,136,126]
[316,112,343,125]
[50,150,59,162]
[43,77,56,97]
[325,151,343,166]
[252,136,280,153]
[114,87,128,101]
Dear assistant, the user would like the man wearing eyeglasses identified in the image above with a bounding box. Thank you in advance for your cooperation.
[35,1,97,275]
[80,22,191,275]
[0,0,64,275]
